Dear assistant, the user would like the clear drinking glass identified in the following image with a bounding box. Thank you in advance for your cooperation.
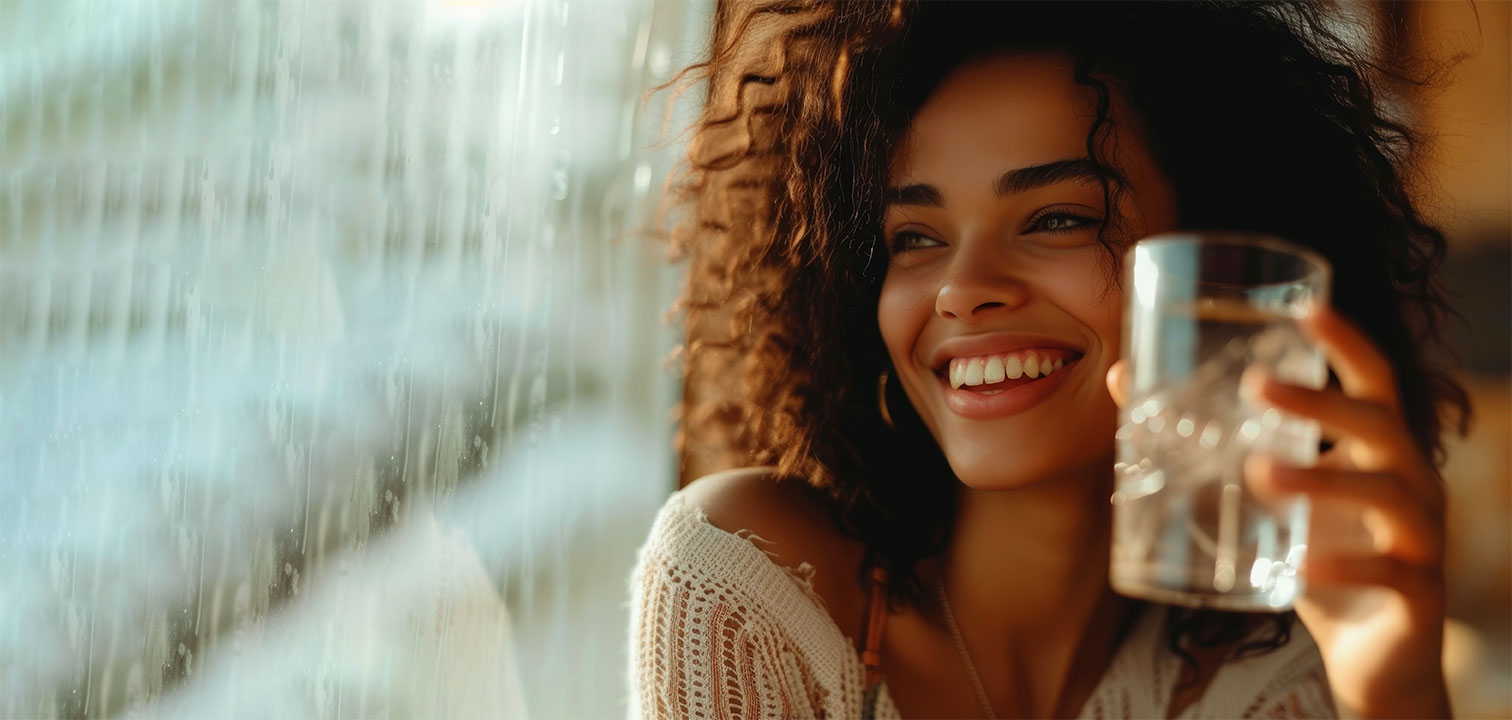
[1110,233,1330,611]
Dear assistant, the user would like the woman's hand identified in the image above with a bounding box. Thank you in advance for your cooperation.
[1240,307,1450,719]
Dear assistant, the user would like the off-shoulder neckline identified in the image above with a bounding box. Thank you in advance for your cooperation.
[655,492,1172,719]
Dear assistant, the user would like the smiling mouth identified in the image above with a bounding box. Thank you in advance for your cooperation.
[936,348,1083,392]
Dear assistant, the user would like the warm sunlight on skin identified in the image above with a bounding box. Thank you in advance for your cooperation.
[877,53,1179,490]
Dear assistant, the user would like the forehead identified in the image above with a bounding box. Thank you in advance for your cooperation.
[891,53,1099,183]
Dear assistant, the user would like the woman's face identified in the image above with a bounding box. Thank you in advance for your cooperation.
[878,53,1178,490]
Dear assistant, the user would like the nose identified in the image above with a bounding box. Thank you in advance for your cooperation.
[935,250,1031,321]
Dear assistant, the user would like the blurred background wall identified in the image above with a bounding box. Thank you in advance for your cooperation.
[0,0,1505,718]
[1407,2,1512,717]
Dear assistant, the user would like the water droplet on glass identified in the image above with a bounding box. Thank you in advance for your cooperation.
[1249,558,1273,589]
[1199,421,1224,449]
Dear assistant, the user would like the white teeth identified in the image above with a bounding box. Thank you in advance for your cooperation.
[1004,355,1023,379]
[984,356,1005,383]
[947,351,1073,389]
[964,359,984,386]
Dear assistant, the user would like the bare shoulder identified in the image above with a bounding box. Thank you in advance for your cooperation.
[680,467,870,640]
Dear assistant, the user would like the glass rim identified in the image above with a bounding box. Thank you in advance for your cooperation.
[1125,231,1332,285]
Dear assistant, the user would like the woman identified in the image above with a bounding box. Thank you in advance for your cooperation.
[631,2,1468,718]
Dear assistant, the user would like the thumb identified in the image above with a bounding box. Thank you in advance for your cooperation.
[1105,360,1130,408]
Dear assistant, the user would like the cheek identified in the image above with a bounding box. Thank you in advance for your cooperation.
[1095,284,1125,342]
[1044,253,1125,353]
[876,272,932,364]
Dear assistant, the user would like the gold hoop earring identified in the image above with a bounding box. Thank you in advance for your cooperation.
[877,370,897,431]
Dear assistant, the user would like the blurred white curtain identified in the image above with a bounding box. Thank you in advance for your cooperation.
[0,0,704,716]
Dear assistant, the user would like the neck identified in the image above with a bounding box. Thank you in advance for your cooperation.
[943,459,1119,632]
[936,458,1143,715]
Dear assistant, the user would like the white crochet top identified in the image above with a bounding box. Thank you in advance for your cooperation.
[629,492,1338,719]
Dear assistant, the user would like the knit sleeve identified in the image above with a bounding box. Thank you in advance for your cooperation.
[629,540,783,719]
[627,494,868,720]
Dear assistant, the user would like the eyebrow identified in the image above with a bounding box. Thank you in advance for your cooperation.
[884,158,1102,208]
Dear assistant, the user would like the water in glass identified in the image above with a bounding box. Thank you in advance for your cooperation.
[1111,299,1325,611]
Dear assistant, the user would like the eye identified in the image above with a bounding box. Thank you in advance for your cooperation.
[1026,208,1103,234]
[889,230,944,253]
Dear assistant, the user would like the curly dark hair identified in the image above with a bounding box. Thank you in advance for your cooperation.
[668,0,1470,688]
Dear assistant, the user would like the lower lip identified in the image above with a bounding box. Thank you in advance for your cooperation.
[936,359,1080,419]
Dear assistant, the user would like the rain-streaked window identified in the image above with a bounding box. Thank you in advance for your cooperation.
[1,0,705,716]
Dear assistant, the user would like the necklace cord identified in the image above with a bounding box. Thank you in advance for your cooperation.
[936,577,999,719]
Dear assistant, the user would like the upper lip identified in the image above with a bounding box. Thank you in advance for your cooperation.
[927,333,1085,373]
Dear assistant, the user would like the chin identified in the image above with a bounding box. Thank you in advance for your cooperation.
[939,430,1117,491]
[946,453,1088,491]
[910,386,1121,490]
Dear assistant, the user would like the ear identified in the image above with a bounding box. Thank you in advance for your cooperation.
[1105,360,1129,408]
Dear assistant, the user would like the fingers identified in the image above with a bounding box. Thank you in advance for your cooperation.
[1300,307,1400,412]
[1243,369,1405,463]
[1106,360,1129,408]
[1245,455,1444,564]
[1301,554,1444,603]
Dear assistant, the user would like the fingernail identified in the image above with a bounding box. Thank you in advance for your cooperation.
[1240,367,1272,403]
[1299,307,1331,335]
